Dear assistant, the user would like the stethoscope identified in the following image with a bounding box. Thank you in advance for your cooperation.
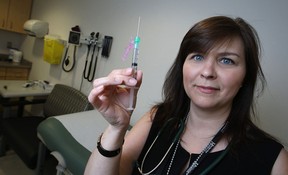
[136,117,185,175]
[83,32,100,82]
[136,116,230,175]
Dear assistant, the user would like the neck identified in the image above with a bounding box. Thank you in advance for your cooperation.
[185,104,230,139]
[189,102,230,122]
[181,109,229,154]
[185,117,225,140]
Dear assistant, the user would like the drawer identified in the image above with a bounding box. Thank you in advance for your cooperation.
[0,68,5,76]
[5,68,29,80]
[0,68,6,79]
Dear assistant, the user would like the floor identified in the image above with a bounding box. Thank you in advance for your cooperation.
[0,150,57,175]
[0,109,57,175]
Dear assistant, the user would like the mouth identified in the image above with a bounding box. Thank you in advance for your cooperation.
[195,85,220,94]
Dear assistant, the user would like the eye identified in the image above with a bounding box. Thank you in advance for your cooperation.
[191,54,204,61]
[220,57,235,65]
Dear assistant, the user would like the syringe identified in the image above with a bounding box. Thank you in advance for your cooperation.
[127,17,141,111]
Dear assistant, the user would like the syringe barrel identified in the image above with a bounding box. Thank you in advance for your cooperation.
[131,36,140,78]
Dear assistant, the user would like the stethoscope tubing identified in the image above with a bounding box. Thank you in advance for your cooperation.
[62,44,76,72]
[137,116,230,175]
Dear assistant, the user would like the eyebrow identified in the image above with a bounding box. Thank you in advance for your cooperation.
[219,52,241,58]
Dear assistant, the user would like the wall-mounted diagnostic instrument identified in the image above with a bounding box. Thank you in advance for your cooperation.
[62,25,81,72]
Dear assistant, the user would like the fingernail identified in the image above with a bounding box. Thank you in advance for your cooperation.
[129,78,137,84]
[127,67,133,73]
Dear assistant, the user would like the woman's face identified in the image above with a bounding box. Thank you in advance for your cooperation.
[183,37,246,112]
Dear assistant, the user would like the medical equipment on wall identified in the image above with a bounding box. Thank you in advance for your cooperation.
[43,35,65,64]
[83,32,101,82]
[62,26,113,77]
[24,19,49,38]
[101,36,113,58]
[62,25,81,72]
[80,31,113,85]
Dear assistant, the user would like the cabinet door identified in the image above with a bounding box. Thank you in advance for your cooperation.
[6,68,30,80]
[6,0,33,33]
[0,67,6,79]
[0,0,9,30]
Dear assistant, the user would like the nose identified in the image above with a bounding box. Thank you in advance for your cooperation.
[200,60,217,79]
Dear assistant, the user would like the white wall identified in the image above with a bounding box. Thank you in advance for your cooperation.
[2,0,287,145]
[0,30,24,54]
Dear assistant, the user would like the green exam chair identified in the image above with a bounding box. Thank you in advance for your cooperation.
[37,110,109,175]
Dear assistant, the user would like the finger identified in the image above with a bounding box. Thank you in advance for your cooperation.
[93,76,137,89]
[135,70,143,87]
[93,68,138,88]
[88,85,105,107]
[110,68,139,87]
[112,69,143,87]
[109,67,134,76]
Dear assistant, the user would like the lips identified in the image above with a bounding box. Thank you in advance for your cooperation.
[196,85,220,94]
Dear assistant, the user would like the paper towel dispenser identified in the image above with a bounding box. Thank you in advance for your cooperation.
[23,20,49,38]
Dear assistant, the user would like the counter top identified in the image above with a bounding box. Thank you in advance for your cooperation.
[0,80,53,98]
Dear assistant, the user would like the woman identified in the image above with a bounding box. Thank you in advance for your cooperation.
[84,16,288,175]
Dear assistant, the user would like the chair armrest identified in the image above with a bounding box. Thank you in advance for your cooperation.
[37,110,109,175]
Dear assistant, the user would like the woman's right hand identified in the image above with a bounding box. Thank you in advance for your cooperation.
[88,68,143,131]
